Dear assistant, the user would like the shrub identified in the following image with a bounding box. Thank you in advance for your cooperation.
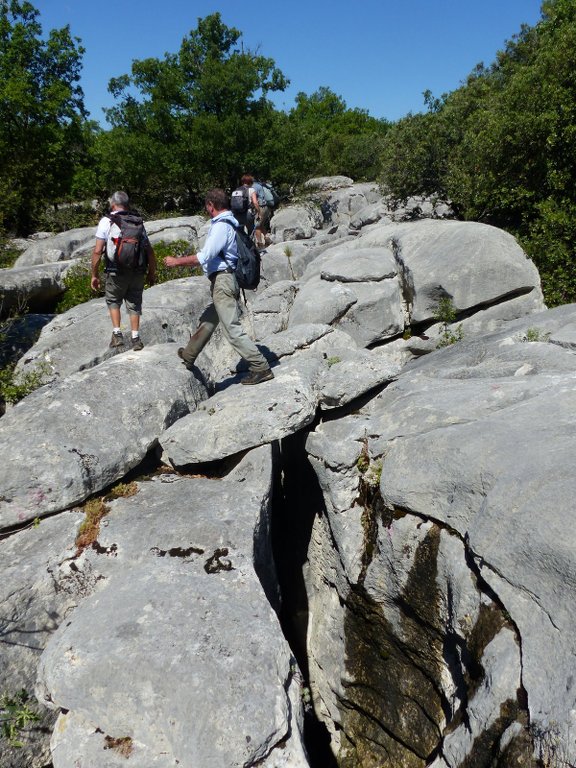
[56,262,93,313]
[434,297,464,348]
[0,690,39,748]
[153,240,201,284]
[0,360,50,412]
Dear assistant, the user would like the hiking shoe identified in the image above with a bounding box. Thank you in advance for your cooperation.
[177,347,196,371]
[109,331,124,348]
[131,335,144,351]
[241,368,274,386]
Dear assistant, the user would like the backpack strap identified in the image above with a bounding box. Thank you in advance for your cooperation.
[216,219,239,271]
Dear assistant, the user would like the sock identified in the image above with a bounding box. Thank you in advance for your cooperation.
[113,327,122,335]
[132,331,140,339]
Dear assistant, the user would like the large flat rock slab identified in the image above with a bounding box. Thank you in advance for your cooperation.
[36,450,309,768]
[0,344,208,527]
[16,277,211,383]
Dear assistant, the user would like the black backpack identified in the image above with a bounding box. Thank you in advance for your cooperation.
[230,186,250,215]
[219,220,261,290]
[105,210,147,272]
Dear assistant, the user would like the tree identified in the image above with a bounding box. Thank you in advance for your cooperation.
[100,13,289,209]
[378,0,576,304]
[0,1,87,234]
[270,87,389,184]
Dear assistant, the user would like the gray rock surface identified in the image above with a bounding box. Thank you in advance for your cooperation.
[0,260,80,315]
[0,344,207,526]
[35,448,309,768]
[2,178,570,768]
[302,305,576,766]
[15,277,211,383]
[14,227,96,267]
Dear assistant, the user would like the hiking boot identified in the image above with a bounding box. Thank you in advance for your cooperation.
[177,347,196,371]
[131,335,144,351]
[241,368,274,386]
[109,331,124,348]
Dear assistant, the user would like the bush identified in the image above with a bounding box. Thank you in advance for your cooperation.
[55,262,94,313]
[153,240,201,284]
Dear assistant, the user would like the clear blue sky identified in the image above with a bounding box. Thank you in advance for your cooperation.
[33,0,544,125]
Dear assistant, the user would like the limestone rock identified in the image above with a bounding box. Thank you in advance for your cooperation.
[0,344,208,527]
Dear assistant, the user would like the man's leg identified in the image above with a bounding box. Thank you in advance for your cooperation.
[178,301,219,367]
[105,274,125,347]
[124,273,146,350]
[212,273,270,373]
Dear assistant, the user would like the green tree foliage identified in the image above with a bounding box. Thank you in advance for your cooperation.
[272,87,389,184]
[379,0,576,305]
[0,1,88,235]
[97,13,289,210]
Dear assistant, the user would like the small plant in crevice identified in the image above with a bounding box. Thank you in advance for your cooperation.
[356,437,370,475]
[75,497,110,553]
[363,458,382,488]
[356,436,387,583]
[106,481,138,500]
[0,689,40,748]
[104,734,134,758]
[325,355,341,367]
[520,327,550,343]
[75,481,138,553]
[433,297,464,348]
[283,245,296,280]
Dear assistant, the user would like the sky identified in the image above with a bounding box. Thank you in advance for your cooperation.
[32,0,544,126]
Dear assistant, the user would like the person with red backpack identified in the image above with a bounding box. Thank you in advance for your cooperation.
[90,191,156,350]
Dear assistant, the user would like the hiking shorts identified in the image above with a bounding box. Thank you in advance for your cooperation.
[257,205,272,232]
[105,271,146,315]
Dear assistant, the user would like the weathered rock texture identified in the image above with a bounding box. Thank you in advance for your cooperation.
[3,177,574,768]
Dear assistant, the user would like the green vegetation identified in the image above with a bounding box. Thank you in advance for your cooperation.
[520,327,550,342]
[75,481,138,553]
[0,1,88,235]
[55,262,93,312]
[3,2,576,305]
[379,0,576,306]
[0,689,40,747]
[434,297,464,348]
[152,240,201,284]
[0,304,50,409]
[0,360,50,408]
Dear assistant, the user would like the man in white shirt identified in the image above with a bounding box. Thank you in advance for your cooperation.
[91,191,156,350]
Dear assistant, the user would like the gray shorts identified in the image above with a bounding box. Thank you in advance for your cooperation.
[105,271,146,315]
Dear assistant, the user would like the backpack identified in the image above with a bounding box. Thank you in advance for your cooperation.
[261,182,280,208]
[219,219,261,290]
[230,186,250,215]
[105,210,147,272]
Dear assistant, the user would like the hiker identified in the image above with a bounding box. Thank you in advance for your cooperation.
[91,191,156,351]
[163,188,274,386]
[253,179,279,249]
[230,174,260,238]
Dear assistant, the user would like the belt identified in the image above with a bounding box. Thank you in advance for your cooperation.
[208,267,234,282]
